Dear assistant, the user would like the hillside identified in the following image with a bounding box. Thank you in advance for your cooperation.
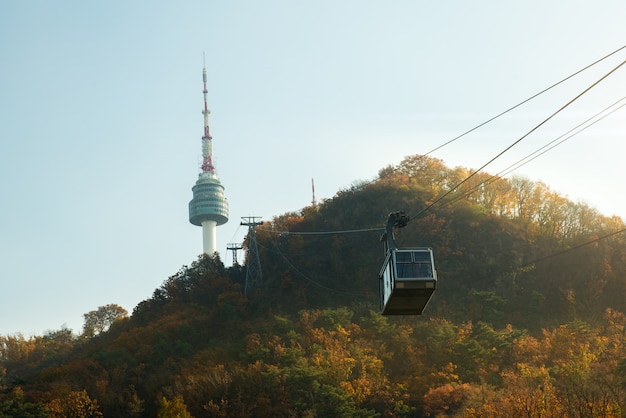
[2,154,626,417]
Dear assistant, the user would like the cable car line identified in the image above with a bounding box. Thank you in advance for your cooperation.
[259,94,625,239]
[257,238,372,299]
[410,44,626,164]
[254,94,624,239]
[489,98,626,182]
[362,44,626,191]
[475,226,626,291]
[520,227,626,269]
[405,57,626,223]
[247,48,626,239]
[228,223,243,244]
[438,96,626,210]
[255,219,626,302]
[258,226,384,236]
[258,238,371,298]
[249,90,625,302]
[238,52,626,309]
[376,60,625,312]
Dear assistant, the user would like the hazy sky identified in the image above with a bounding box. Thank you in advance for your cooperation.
[1,1,625,336]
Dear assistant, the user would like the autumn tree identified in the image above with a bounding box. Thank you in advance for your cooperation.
[156,395,192,418]
[82,304,128,337]
[47,390,103,418]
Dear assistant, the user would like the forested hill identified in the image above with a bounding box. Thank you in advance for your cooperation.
[2,154,626,417]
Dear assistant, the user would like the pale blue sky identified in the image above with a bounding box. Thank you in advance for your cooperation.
[1,1,625,335]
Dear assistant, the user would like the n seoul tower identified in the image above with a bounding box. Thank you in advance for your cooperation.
[188,61,229,255]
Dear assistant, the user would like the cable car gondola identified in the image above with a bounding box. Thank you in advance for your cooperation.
[379,211,437,315]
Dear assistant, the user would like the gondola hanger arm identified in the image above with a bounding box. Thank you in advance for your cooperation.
[381,211,410,253]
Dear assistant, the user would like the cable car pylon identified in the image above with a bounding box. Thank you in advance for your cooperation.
[227,242,243,265]
[379,211,437,315]
[241,216,263,296]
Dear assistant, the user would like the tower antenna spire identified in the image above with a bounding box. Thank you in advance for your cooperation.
[201,54,214,173]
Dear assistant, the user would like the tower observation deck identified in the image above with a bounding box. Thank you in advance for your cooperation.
[189,62,229,255]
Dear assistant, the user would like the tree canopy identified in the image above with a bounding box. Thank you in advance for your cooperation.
[82,304,128,338]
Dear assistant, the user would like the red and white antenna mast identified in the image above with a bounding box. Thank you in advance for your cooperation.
[189,54,229,256]
[201,53,214,174]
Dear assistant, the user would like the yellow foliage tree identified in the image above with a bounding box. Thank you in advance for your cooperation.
[47,390,103,418]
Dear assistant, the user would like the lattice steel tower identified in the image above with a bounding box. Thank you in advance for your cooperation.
[241,217,263,295]
[189,61,229,254]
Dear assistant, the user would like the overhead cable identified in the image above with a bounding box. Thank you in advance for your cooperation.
[522,228,626,268]
[407,58,626,222]
[249,47,626,238]
[258,239,371,298]
[416,44,626,159]
[439,96,626,209]
[258,226,384,236]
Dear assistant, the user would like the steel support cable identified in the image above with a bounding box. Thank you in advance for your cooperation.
[254,94,625,238]
[494,100,626,179]
[521,228,626,269]
[254,96,625,238]
[328,45,626,194]
[258,238,371,298]
[415,44,626,159]
[438,96,626,210]
[249,47,626,238]
[407,58,626,223]
[486,226,626,282]
[259,201,626,296]
[257,226,384,236]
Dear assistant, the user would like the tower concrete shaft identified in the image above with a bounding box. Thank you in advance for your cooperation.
[189,61,229,255]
